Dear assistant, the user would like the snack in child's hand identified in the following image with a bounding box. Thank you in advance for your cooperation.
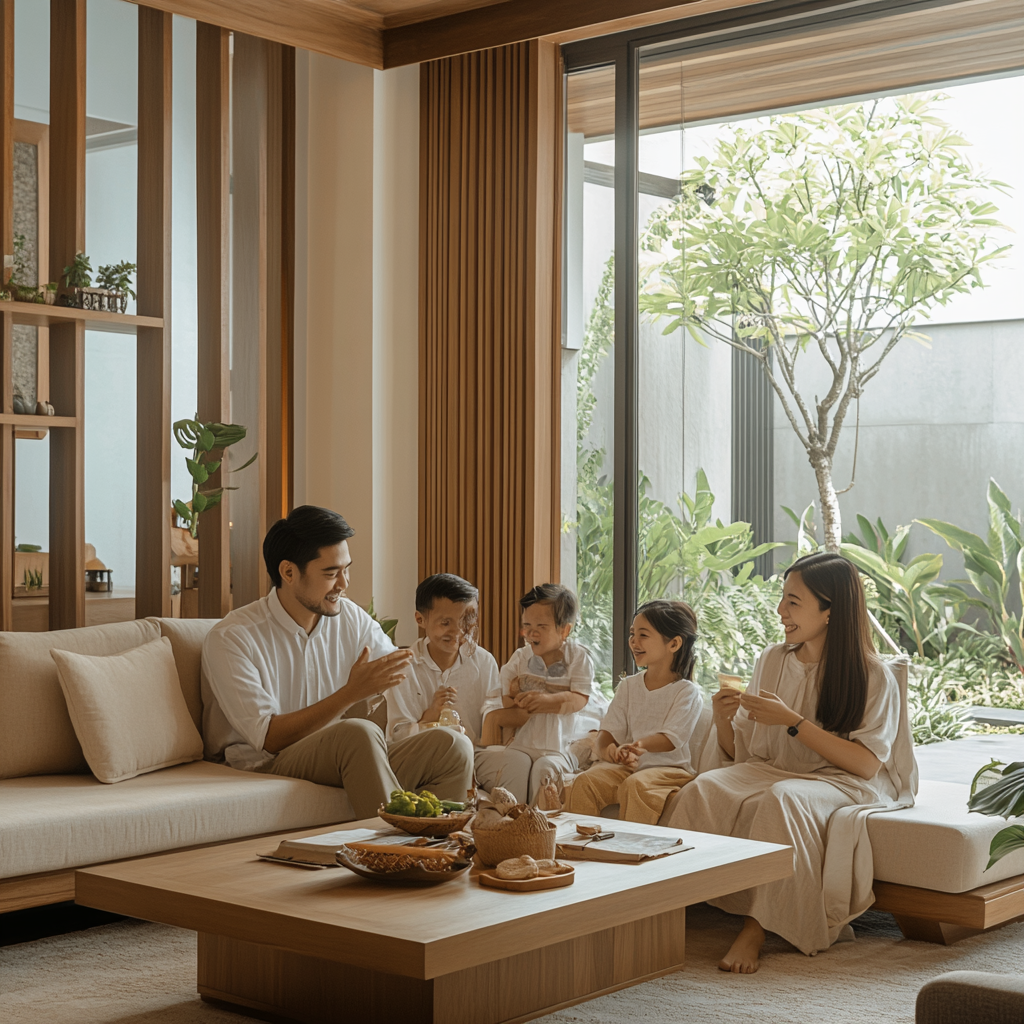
[717,673,746,692]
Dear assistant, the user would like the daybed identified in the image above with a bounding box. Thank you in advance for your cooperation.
[0,617,355,913]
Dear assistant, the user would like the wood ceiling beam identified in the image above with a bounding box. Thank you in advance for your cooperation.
[125,0,384,68]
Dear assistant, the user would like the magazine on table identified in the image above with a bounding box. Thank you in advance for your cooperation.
[258,828,430,868]
[555,826,693,863]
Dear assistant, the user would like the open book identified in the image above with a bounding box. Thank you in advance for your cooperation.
[556,828,693,863]
[259,828,427,867]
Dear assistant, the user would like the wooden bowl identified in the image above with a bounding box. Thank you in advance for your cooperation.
[336,850,471,886]
[377,808,474,836]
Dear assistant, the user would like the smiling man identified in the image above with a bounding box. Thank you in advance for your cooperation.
[201,505,474,819]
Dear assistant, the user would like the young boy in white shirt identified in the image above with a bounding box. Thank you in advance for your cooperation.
[386,574,506,792]
[479,583,594,804]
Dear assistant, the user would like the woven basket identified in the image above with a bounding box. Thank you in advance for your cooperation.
[472,824,556,867]
[377,808,473,837]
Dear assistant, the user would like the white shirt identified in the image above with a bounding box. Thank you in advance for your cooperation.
[601,671,704,772]
[384,637,501,746]
[201,589,395,769]
[499,639,594,757]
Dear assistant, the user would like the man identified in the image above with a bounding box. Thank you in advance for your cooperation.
[201,505,474,820]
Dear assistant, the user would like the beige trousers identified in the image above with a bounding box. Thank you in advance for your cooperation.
[565,762,694,825]
[256,719,475,820]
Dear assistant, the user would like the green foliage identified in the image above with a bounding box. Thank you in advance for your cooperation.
[906,658,971,745]
[366,598,398,643]
[917,479,1024,674]
[967,760,1024,869]
[172,417,258,538]
[62,252,93,290]
[95,261,137,299]
[638,94,1011,547]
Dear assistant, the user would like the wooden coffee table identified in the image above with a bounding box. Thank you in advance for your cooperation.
[76,814,790,1024]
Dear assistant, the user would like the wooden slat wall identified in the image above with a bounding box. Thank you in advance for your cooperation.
[0,0,13,631]
[48,0,87,631]
[419,40,562,664]
[135,6,173,618]
[196,22,232,619]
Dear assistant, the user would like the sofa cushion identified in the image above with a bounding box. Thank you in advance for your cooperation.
[868,779,1024,893]
[0,761,355,878]
[51,637,204,784]
[0,619,161,780]
[148,617,218,733]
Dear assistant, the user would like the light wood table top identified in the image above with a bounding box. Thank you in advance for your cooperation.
[77,813,791,981]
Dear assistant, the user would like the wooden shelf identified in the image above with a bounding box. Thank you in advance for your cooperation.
[0,299,162,334]
[0,413,77,428]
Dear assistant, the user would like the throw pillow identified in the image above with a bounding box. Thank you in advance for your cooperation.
[51,636,204,784]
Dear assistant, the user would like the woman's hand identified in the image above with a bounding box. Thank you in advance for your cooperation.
[739,690,800,728]
[712,687,743,724]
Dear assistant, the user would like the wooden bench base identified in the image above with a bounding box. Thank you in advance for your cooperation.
[872,874,1024,945]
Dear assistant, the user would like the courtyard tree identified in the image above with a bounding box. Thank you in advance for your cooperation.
[639,94,1010,551]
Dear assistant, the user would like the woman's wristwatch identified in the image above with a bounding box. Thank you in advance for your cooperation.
[787,716,806,737]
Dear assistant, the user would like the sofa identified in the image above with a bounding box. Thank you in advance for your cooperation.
[917,971,1024,1023]
[0,617,356,914]
[594,664,1024,945]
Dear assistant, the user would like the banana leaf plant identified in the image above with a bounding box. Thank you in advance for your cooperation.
[968,759,1024,869]
[173,417,258,538]
[917,479,1024,674]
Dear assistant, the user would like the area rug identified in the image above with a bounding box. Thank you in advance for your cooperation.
[2,906,1022,1024]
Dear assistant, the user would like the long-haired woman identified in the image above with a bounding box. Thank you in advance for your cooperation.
[665,552,916,972]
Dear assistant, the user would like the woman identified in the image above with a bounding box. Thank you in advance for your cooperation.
[666,552,916,972]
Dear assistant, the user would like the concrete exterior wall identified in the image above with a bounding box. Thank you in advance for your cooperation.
[294,53,420,643]
[772,318,1024,570]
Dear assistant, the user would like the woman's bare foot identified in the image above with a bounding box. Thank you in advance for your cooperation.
[718,917,765,973]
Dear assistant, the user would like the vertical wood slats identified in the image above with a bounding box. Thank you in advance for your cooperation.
[0,0,13,631]
[48,0,87,630]
[135,6,173,619]
[196,22,232,619]
[419,41,562,664]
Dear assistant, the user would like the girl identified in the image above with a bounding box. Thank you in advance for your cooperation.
[566,600,703,825]
[666,553,916,973]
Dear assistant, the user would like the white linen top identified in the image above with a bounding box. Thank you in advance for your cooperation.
[201,588,395,769]
[601,671,703,773]
[385,636,501,746]
[732,643,902,801]
[499,639,594,757]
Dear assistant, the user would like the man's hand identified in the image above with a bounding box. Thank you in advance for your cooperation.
[344,647,413,705]
[420,685,458,724]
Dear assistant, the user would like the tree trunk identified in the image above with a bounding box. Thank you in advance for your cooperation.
[809,448,842,553]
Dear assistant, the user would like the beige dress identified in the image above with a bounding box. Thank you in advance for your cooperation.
[665,643,917,955]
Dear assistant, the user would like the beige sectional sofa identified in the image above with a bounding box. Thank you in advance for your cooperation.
[0,617,354,913]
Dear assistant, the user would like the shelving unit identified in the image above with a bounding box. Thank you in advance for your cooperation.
[0,299,163,332]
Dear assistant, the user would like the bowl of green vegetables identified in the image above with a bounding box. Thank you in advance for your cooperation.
[378,789,474,836]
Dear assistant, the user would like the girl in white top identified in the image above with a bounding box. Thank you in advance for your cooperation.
[566,600,703,824]
[665,553,916,973]
[480,584,594,804]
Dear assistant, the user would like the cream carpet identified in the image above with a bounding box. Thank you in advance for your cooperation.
[3,905,1023,1024]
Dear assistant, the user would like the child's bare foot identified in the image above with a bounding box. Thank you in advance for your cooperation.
[718,917,765,974]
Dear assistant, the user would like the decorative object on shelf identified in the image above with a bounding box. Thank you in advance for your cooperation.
[34,400,54,416]
[85,567,113,593]
[42,282,57,305]
[172,417,258,538]
[13,547,49,598]
[12,393,27,414]
[5,232,42,303]
[57,252,136,314]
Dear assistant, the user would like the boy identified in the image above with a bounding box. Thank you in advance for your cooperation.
[386,574,506,791]
[480,583,594,804]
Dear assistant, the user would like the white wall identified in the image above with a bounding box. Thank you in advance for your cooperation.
[294,52,420,643]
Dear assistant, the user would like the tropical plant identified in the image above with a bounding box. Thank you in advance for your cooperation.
[62,251,93,291]
[968,759,1024,869]
[95,260,137,299]
[172,417,258,538]
[917,479,1024,675]
[366,598,398,643]
[906,658,971,745]
[639,93,1011,552]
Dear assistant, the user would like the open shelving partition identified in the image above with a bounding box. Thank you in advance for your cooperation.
[0,0,172,630]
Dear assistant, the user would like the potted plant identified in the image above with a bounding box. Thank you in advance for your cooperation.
[95,261,137,313]
[59,251,94,308]
[968,760,1024,868]
[7,233,40,303]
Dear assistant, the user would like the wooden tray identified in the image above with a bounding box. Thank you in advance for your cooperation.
[477,866,575,892]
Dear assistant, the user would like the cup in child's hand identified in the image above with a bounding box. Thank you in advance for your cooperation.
[717,673,746,692]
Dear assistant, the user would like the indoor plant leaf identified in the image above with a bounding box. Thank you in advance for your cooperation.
[986,825,1024,870]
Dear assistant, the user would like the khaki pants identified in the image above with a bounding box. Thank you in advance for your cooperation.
[565,762,694,825]
[256,719,474,820]
[475,747,576,805]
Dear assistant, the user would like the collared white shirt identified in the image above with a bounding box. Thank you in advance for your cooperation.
[601,671,704,772]
[499,638,594,757]
[385,637,501,746]
[201,589,395,769]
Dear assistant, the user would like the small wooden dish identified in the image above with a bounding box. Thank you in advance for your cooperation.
[477,866,575,892]
[378,808,474,837]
